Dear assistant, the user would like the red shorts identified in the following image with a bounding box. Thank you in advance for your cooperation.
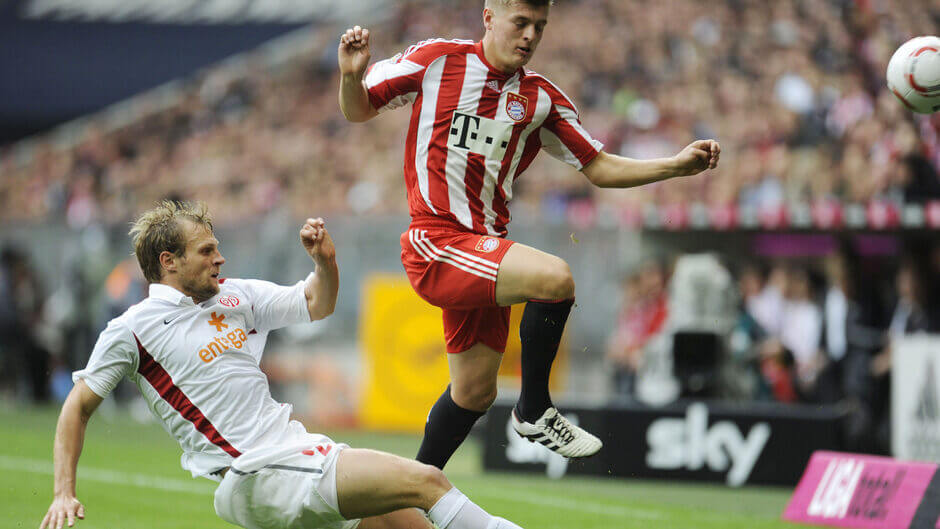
[400,217,515,354]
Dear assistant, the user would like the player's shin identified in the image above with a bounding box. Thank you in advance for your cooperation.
[428,488,524,529]
[515,298,574,422]
[415,385,485,469]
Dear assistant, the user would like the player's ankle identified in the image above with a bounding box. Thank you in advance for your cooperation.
[514,402,550,424]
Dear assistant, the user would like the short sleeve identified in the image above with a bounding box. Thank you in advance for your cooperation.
[226,277,310,334]
[537,81,603,169]
[73,319,137,398]
[364,53,425,113]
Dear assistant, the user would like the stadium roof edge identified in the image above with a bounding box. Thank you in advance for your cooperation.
[5,3,395,165]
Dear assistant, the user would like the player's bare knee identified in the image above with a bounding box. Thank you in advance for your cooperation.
[473,385,498,410]
[422,465,452,506]
[407,462,452,509]
[452,381,497,411]
[536,259,574,300]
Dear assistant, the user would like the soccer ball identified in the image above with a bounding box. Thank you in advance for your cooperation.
[886,36,940,114]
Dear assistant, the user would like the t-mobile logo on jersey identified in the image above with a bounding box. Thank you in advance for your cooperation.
[449,112,514,160]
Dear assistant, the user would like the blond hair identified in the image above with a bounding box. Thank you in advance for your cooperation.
[129,200,213,283]
[485,0,553,9]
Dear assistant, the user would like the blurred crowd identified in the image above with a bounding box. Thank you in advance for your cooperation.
[605,238,940,453]
[2,0,940,227]
[2,0,940,450]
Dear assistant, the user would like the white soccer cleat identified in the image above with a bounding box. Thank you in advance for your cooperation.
[511,407,602,458]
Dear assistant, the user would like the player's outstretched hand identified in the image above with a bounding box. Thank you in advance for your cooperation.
[672,139,720,177]
[338,25,371,77]
[40,495,84,529]
[300,218,336,265]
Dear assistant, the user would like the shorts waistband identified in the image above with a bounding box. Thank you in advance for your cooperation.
[408,216,506,237]
[407,216,473,232]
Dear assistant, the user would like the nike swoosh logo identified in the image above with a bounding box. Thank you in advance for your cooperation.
[164,318,177,325]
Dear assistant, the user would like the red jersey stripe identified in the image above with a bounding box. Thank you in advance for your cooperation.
[464,152,488,233]
[426,53,468,221]
[491,79,542,233]
[402,39,475,66]
[464,72,504,233]
[545,104,602,166]
[134,334,242,458]
[405,91,429,216]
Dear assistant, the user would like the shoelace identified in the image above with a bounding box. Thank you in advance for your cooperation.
[545,414,575,444]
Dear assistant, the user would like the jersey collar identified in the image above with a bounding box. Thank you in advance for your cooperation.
[149,283,197,306]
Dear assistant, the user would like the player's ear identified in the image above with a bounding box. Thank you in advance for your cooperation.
[159,250,178,275]
[483,7,494,31]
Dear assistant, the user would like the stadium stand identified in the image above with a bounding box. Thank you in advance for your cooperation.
[2,0,939,458]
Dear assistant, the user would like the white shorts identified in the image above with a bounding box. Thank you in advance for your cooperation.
[214,430,360,529]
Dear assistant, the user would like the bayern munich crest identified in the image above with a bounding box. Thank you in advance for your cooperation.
[475,237,500,253]
[218,295,240,307]
[506,93,528,122]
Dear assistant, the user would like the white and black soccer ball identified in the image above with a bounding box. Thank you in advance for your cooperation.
[887,36,940,114]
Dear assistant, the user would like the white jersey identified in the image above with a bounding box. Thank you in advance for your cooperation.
[73,278,311,481]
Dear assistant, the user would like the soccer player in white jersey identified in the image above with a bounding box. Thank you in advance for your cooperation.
[40,200,530,529]
[337,0,720,468]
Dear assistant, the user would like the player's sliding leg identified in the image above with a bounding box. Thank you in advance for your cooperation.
[416,344,501,469]
[337,448,524,529]
[495,243,602,458]
[358,508,433,529]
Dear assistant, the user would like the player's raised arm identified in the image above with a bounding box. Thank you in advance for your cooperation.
[300,217,339,321]
[40,380,103,529]
[338,25,379,122]
[582,140,721,188]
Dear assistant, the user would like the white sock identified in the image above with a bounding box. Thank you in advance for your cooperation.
[427,488,523,529]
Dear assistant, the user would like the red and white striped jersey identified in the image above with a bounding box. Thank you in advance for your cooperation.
[365,39,603,236]
[73,279,312,481]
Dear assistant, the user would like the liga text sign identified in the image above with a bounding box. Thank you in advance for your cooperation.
[783,451,939,529]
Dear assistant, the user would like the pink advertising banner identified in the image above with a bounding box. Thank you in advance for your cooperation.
[784,451,937,529]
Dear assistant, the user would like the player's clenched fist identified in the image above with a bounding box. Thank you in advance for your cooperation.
[300,217,336,264]
[338,25,371,77]
[672,139,721,177]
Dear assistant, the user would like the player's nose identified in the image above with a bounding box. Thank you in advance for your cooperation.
[522,25,537,42]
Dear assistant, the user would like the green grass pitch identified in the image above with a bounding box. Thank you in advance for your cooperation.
[2,404,802,529]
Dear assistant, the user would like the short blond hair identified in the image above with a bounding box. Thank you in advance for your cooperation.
[129,200,213,283]
[485,0,553,9]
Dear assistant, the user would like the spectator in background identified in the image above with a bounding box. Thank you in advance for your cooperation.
[869,259,933,453]
[606,260,669,402]
[754,266,823,403]
[930,242,940,327]
[728,263,771,400]
[780,267,824,397]
[899,154,940,203]
[747,262,788,338]
[870,259,932,379]
[816,253,875,402]
[818,254,853,403]
[815,250,885,449]
[0,246,50,402]
[3,0,940,229]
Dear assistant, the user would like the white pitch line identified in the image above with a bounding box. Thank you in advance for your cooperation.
[0,455,214,495]
[471,487,664,520]
[4,454,664,520]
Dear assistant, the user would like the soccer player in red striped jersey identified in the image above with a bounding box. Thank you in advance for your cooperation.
[338,0,720,468]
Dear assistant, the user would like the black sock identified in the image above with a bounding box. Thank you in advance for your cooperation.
[415,385,485,469]
[516,298,574,423]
